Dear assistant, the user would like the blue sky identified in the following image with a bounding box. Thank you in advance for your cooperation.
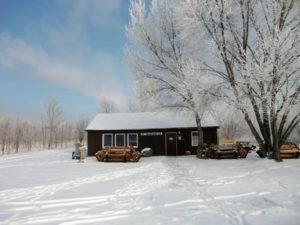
[0,0,135,121]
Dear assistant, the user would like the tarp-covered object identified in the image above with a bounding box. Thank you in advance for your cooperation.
[141,148,153,157]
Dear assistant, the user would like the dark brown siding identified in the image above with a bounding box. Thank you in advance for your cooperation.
[139,133,165,155]
[187,128,219,154]
[87,127,218,156]
[87,131,101,156]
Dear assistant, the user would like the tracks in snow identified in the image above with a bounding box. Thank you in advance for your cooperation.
[1,155,300,225]
[0,162,159,202]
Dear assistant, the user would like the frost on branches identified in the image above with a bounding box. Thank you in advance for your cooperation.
[126,0,216,157]
[179,0,299,160]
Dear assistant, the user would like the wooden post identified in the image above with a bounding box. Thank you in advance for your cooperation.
[79,147,84,163]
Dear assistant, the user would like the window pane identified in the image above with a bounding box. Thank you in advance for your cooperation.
[192,132,198,146]
[116,134,125,146]
[193,137,198,146]
[128,134,137,147]
[104,135,112,146]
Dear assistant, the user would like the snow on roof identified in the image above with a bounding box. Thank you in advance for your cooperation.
[86,111,219,131]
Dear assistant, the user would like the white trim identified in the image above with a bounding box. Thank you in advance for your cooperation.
[165,132,177,155]
[191,131,198,146]
[115,133,125,147]
[127,133,138,148]
[102,133,113,148]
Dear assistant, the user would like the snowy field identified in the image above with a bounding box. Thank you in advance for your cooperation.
[0,149,300,225]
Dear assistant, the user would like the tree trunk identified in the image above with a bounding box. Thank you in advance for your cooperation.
[195,113,204,159]
[272,136,282,161]
[15,142,19,153]
[274,146,281,161]
[48,130,52,149]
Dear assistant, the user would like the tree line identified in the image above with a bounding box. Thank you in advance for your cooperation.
[0,97,89,155]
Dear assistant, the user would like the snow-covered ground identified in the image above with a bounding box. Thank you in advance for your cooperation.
[0,149,299,225]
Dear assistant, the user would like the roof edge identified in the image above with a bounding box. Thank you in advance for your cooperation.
[85,126,220,131]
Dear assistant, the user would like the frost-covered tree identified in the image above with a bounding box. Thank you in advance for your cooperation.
[75,117,89,144]
[0,117,11,155]
[216,108,249,141]
[98,96,115,113]
[0,99,84,154]
[41,97,64,149]
[13,119,26,153]
[179,0,300,160]
[40,114,47,149]
[22,121,34,151]
[56,121,74,148]
[126,0,216,157]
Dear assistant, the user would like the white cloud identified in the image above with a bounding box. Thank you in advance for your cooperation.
[0,32,128,110]
[0,0,130,111]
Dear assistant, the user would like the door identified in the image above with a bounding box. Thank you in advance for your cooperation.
[203,129,215,145]
[165,132,177,156]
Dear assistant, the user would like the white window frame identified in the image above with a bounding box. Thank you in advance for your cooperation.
[127,133,138,148]
[191,131,198,147]
[115,133,126,147]
[102,133,113,148]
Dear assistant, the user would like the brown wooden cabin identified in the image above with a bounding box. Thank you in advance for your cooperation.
[86,112,219,156]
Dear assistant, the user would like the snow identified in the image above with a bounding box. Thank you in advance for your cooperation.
[0,149,300,225]
[86,111,218,131]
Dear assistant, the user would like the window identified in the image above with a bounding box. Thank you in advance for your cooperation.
[102,134,113,148]
[115,134,125,147]
[191,131,198,146]
[127,133,138,147]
